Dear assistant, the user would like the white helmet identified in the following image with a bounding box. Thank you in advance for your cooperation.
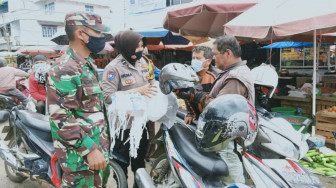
[159,63,199,94]
[251,63,278,98]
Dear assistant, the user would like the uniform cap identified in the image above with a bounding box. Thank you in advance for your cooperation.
[65,11,110,32]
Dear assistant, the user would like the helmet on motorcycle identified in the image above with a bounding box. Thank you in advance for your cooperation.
[195,94,258,152]
[159,63,198,95]
[34,63,51,84]
[251,63,278,98]
[0,57,7,67]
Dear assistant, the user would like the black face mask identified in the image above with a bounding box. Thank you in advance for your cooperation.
[134,50,143,61]
[82,31,106,54]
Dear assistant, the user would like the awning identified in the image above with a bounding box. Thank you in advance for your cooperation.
[147,42,194,51]
[136,29,189,45]
[137,30,169,37]
[263,41,330,49]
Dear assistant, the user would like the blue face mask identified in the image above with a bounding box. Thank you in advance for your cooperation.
[82,31,106,54]
[191,59,205,72]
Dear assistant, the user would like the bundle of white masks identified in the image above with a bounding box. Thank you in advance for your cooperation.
[107,81,170,158]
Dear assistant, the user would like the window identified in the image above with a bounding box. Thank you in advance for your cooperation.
[45,2,55,14]
[0,25,11,37]
[85,5,94,13]
[42,25,57,38]
[172,0,180,5]
[166,0,171,7]
[166,0,193,7]
[0,2,9,14]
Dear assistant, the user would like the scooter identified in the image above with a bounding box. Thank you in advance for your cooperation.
[135,109,323,188]
[135,66,320,187]
[0,105,127,188]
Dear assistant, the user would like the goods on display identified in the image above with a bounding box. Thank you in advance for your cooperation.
[299,150,336,177]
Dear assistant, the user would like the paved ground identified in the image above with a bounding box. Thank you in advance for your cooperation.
[0,120,335,188]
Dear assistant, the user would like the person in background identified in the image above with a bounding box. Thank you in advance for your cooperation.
[0,57,30,106]
[142,47,158,160]
[184,46,217,124]
[177,36,255,185]
[143,47,160,81]
[28,55,50,114]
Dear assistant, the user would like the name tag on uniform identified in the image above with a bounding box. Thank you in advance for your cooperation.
[121,73,133,78]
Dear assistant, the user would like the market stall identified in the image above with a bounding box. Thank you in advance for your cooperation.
[260,42,336,119]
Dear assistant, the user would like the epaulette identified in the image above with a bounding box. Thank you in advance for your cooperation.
[121,59,127,65]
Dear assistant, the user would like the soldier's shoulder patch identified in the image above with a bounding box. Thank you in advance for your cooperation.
[107,71,116,81]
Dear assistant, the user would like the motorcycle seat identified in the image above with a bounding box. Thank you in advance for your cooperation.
[169,123,229,177]
[17,110,51,133]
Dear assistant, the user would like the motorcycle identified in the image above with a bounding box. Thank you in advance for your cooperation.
[135,109,322,188]
[0,105,127,188]
[134,64,322,188]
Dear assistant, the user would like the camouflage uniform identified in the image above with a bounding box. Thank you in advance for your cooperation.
[46,11,110,188]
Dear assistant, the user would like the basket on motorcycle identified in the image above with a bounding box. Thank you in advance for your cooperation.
[271,107,296,115]
[277,115,311,133]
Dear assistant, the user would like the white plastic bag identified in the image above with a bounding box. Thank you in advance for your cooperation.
[158,92,178,129]
[145,81,168,121]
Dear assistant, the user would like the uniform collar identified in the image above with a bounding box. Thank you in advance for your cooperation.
[119,55,140,71]
[66,46,98,78]
[66,46,95,66]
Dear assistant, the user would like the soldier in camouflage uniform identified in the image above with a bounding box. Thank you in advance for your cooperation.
[46,11,110,187]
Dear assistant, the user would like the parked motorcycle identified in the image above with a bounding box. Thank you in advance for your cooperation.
[0,106,127,188]
[135,107,322,188]
[134,63,322,188]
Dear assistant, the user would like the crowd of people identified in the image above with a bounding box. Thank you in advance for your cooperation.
[0,10,256,187]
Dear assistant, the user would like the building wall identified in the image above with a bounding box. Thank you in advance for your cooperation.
[0,0,112,50]
[109,0,196,33]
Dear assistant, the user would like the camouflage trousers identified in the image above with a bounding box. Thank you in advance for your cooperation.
[61,165,110,188]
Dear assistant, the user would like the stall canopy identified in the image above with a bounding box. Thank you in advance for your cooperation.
[224,0,336,43]
[147,42,194,51]
[263,41,330,49]
[137,29,190,45]
[223,0,336,133]
[163,0,261,37]
[18,46,57,56]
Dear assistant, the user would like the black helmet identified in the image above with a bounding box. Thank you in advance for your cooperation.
[195,94,258,152]
[159,63,198,95]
